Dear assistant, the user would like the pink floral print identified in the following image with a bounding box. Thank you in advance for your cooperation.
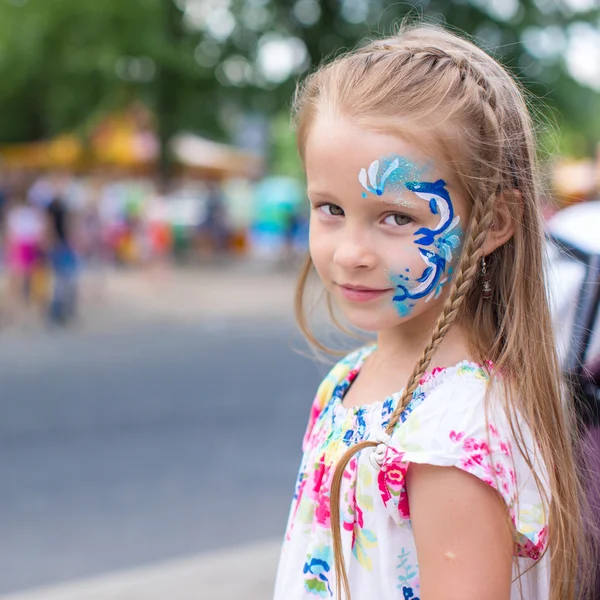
[274,346,551,600]
[378,448,411,519]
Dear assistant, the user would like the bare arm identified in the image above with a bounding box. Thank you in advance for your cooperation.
[407,463,513,600]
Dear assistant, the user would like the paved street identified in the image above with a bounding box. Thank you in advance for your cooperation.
[0,264,341,598]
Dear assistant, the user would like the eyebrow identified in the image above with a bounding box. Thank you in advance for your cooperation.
[306,190,339,202]
[307,190,419,209]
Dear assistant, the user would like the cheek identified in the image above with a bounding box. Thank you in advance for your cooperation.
[385,239,457,317]
[381,239,423,281]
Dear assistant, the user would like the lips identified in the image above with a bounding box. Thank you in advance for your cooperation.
[336,283,392,303]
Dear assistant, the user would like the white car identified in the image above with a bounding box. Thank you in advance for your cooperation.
[546,200,600,371]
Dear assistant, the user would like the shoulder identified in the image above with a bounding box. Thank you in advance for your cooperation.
[396,361,492,443]
[381,362,549,560]
[382,362,494,485]
[301,345,374,451]
[400,363,539,476]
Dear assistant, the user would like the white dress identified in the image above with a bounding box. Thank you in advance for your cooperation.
[274,346,550,600]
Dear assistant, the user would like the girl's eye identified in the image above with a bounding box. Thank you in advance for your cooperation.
[318,204,344,217]
[383,213,413,226]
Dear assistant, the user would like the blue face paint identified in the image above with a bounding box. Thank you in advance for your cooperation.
[405,180,460,246]
[434,222,463,263]
[358,154,426,205]
[388,179,463,317]
[391,248,446,300]
[390,248,453,316]
[356,156,462,318]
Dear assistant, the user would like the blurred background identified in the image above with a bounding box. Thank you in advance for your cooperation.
[0,0,599,599]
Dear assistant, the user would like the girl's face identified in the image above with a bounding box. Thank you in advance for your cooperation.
[305,116,470,333]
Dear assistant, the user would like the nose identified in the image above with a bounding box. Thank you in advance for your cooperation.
[333,224,377,270]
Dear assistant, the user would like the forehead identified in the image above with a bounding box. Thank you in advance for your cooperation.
[304,115,444,192]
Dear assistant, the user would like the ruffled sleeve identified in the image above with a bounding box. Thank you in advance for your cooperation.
[378,367,549,561]
[302,345,374,452]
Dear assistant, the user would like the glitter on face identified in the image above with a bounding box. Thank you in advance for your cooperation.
[358,154,427,207]
[395,196,416,208]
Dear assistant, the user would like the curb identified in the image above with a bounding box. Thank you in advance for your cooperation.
[0,540,282,600]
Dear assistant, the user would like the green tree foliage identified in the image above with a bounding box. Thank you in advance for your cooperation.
[0,0,598,159]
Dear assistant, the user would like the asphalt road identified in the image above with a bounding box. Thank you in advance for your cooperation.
[0,319,332,594]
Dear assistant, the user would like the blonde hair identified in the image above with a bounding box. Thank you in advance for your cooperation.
[292,22,597,600]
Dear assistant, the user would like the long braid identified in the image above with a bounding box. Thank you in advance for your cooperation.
[329,50,505,600]
[384,187,498,434]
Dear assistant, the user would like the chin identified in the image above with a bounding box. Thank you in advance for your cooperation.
[335,304,400,333]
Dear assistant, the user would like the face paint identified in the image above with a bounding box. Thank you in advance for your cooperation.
[405,179,460,246]
[358,154,425,207]
[390,247,446,300]
[434,223,463,263]
[389,179,463,317]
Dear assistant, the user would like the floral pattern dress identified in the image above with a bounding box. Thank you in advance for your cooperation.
[274,345,550,600]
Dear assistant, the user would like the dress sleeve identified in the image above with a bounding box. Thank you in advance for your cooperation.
[301,346,370,452]
[378,375,549,560]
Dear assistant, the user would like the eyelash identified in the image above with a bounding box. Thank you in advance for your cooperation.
[317,203,344,217]
[315,203,413,227]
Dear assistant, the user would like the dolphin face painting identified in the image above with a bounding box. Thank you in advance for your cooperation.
[356,154,463,318]
[406,179,461,247]
[392,248,447,302]
[356,154,463,319]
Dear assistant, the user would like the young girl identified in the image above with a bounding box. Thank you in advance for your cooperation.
[274,23,595,600]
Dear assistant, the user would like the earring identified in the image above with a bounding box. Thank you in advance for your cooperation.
[481,257,492,300]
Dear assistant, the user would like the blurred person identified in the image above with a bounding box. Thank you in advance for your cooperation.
[44,176,78,324]
[81,179,105,260]
[196,180,229,258]
[282,204,309,267]
[27,171,56,208]
[3,181,46,322]
[146,198,173,269]
[78,176,109,281]
[96,177,123,265]
[0,167,8,230]
[274,23,597,600]
[0,168,8,270]
[281,207,299,266]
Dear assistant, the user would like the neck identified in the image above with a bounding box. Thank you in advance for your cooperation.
[375,309,473,372]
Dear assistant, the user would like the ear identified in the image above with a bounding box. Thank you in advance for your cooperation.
[482,189,519,255]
